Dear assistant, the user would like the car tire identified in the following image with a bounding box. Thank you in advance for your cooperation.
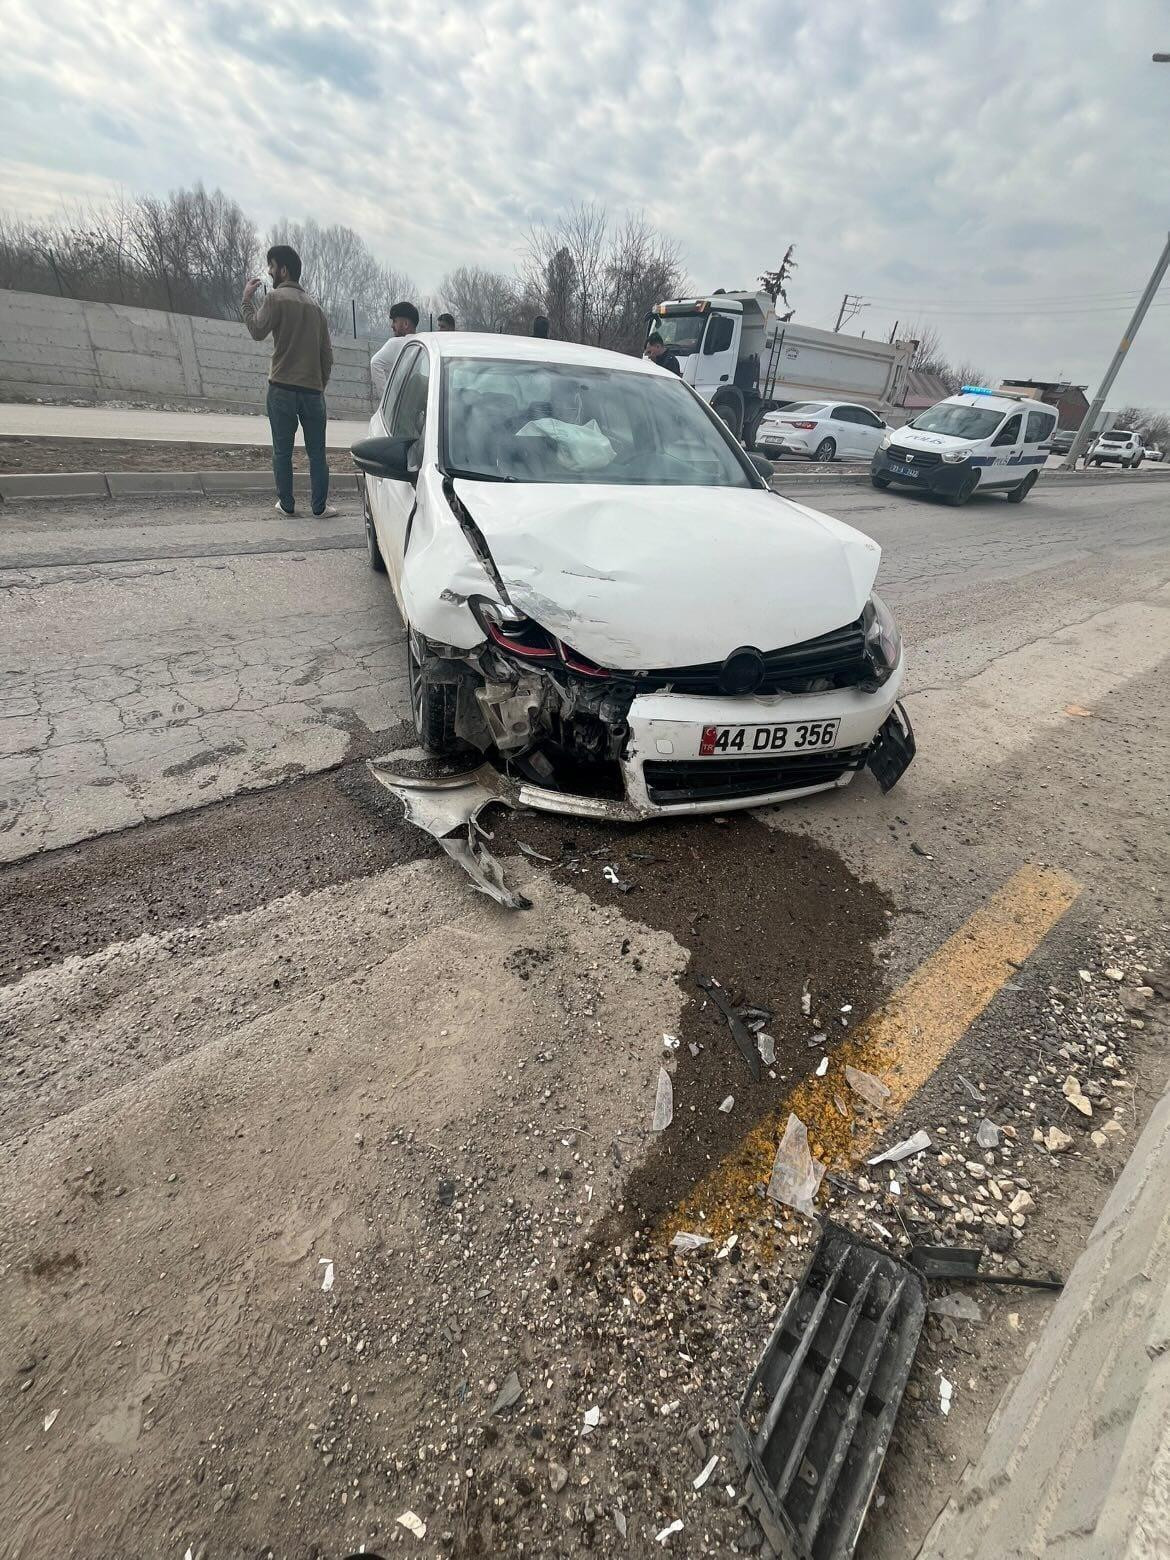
[712,395,744,440]
[408,630,469,757]
[813,438,836,462]
[871,472,891,489]
[946,473,978,507]
[361,478,386,574]
[1007,471,1038,503]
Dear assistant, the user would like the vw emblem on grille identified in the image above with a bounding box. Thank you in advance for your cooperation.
[719,646,766,696]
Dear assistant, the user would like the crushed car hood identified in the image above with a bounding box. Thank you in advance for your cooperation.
[452,481,880,669]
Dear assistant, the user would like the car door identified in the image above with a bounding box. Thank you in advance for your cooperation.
[1025,408,1056,470]
[985,411,1024,485]
[826,405,859,456]
[850,405,888,458]
[369,344,430,603]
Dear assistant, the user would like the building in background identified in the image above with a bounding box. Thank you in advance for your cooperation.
[999,378,1091,429]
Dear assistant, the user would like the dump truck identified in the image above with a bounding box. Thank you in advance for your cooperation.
[647,291,916,448]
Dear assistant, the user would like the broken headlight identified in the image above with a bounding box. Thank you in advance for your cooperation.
[861,594,901,687]
[470,597,611,679]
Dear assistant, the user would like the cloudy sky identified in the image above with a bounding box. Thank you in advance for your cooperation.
[4,0,1170,407]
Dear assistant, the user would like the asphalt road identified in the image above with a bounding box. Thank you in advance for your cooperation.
[1,473,1168,1559]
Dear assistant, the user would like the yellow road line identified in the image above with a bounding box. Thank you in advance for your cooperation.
[668,864,1081,1241]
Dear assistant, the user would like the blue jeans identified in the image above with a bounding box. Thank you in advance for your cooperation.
[266,384,329,514]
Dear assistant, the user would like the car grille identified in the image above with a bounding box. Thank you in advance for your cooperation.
[624,617,871,697]
[643,748,867,806]
[887,444,942,468]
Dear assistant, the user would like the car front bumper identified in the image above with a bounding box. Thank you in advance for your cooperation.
[515,663,911,820]
[871,449,976,494]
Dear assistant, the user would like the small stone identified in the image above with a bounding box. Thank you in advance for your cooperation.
[686,1425,708,1462]
[1043,1126,1074,1153]
[549,1463,569,1493]
[1103,1119,1125,1136]
[1009,1190,1034,1215]
[964,1161,987,1179]
[1008,1313,1021,1331]
[1091,1131,1107,1147]
[1104,968,1124,981]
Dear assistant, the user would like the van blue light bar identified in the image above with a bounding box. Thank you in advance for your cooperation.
[961,385,995,395]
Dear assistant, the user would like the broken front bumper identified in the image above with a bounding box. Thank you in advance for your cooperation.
[515,670,913,821]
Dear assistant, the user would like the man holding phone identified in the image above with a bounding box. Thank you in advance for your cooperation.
[243,244,336,517]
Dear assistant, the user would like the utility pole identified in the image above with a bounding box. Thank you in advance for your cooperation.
[1062,231,1170,468]
[833,293,867,332]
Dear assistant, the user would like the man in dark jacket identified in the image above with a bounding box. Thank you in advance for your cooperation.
[243,244,335,517]
[644,333,682,375]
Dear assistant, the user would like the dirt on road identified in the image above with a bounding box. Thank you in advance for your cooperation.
[0,436,357,475]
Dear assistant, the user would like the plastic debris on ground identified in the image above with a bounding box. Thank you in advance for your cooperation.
[602,865,635,892]
[491,1370,522,1414]
[766,1113,825,1216]
[651,1067,674,1132]
[801,977,812,1017]
[694,1455,719,1490]
[717,1234,739,1260]
[517,841,554,862]
[975,1118,1000,1148]
[845,1065,891,1110]
[670,1232,713,1253]
[928,1292,983,1323]
[815,1056,829,1077]
[867,1130,931,1165]
[655,1519,684,1544]
[758,1032,776,1067]
[43,1408,59,1433]
[397,1510,427,1539]
[696,974,762,1080]
[938,1375,953,1416]
[719,1095,735,1113]
[957,1074,986,1103]
[367,759,531,910]
[908,1242,1064,1291]
[734,1223,926,1560]
[318,1257,335,1292]
[582,1404,601,1434]
[662,1033,680,1051]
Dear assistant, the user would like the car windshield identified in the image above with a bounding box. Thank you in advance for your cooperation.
[651,313,706,356]
[908,403,1006,439]
[442,357,754,488]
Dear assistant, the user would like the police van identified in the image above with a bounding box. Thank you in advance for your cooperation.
[870,387,1055,505]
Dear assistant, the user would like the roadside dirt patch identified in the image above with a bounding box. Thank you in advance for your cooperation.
[0,753,426,986]
[0,435,357,474]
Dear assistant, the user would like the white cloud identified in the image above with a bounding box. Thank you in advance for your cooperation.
[2,0,1169,407]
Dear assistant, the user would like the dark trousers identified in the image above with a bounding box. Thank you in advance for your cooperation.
[266,383,329,513]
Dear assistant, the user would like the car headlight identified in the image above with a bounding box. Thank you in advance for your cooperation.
[941,449,969,464]
[861,594,901,687]
[879,432,893,450]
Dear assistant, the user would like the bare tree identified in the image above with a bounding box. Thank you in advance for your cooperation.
[523,203,609,344]
[438,266,520,333]
[1116,404,1149,433]
[598,212,687,354]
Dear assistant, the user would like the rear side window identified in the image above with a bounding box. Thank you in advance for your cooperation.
[1025,410,1056,443]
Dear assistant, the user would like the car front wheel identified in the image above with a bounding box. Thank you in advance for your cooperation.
[408,630,469,756]
[871,472,891,489]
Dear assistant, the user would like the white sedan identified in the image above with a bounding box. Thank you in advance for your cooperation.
[353,335,913,820]
[755,401,891,463]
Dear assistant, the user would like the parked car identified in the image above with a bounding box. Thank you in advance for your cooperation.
[352,334,914,819]
[1088,428,1143,467]
[754,401,890,462]
[1142,445,1164,463]
[871,388,1054,505]
[1049,427,1078,456]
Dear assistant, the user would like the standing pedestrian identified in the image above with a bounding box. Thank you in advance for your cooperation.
[644,333,682,375]
[532,316,550,338]
[370,302,420,396]
[437,312,456,331]
[243,244,336,517]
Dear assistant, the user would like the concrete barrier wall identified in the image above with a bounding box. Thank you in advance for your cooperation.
[0,289,378,417]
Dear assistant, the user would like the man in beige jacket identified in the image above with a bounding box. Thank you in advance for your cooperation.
[243,245,336,517]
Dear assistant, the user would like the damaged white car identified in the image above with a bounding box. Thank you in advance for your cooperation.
[353,335,914,820]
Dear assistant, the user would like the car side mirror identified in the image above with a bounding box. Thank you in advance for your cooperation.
[748,453,774,481]
[351,435,417,483]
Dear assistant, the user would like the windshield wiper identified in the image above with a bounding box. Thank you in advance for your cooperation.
[444,466,518,483]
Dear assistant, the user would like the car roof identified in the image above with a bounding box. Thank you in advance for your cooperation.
[943,392,1038,414]
[417,331,663,376]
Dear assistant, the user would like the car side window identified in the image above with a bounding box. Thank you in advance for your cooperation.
[389,350,430,444]
[993,414,1022,447]
[856,408,884,428]
[1025,410,1055,443]
[380,344,418,428]
[830,405,855,423]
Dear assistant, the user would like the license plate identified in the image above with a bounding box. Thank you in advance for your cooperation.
[889,462,918,477]
[699,719,841,756]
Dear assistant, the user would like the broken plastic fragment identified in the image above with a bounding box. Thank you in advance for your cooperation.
[845,1065,891,1109]
[397,1510,427,1539]
[975,1118,1000,1149]
[655,1519,684,1545]
[670,1232,713,1253]
[929,1292,983,1323]
[815,1056,829,1077]
[662,1033,680,1051]
[719,1095,735,1113]
[693,1454,718,1490]
[957,1074,986,1104]
[582,1404,601,1433]
[717,1234,739,1260]
[800,977,812,1017]
[491,1370,522,1414]
[938,1376,953,1415]
[319,1257,335,1292]
[651,1068,673,1132]
[43,1408,59,1433]
[766,1113,825,1215]
[757,1032,776,1066]
[517,841,554,862]
[867,1129,931,1165]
